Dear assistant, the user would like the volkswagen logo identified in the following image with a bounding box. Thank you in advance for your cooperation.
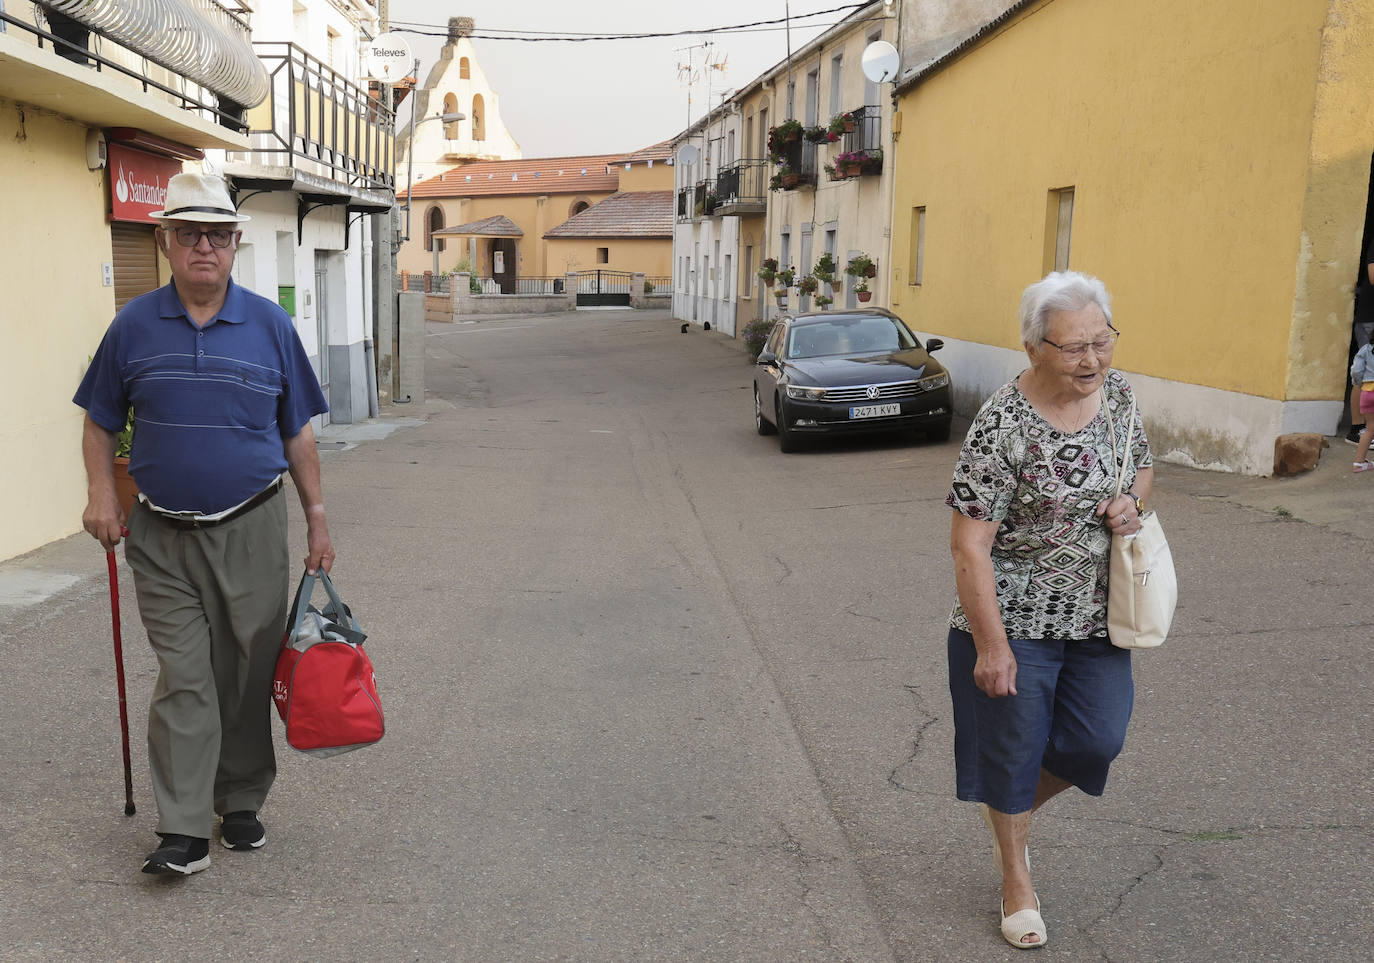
[865,384,881,400]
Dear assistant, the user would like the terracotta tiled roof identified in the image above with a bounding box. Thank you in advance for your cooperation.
[432,214,523,238]
[620,140,674,165]
[402,153,625,199]
[543,191,674,239]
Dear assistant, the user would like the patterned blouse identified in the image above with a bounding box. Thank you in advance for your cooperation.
[946,369,1152,640]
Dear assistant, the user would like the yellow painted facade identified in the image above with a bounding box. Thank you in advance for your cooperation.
[889,0,1374,473]
[543,236,672,278]
[0,107,116,560]
[618,163,673,193]
[402,192,614,278]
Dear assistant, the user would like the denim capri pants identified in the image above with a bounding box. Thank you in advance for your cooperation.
[947,627,1134,814]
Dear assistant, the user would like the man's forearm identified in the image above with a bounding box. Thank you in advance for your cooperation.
[82,415,118,496]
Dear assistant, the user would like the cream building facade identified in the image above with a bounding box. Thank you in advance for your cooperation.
[395,16,521,194]
[214,0,394,426]
[671,3,899,341]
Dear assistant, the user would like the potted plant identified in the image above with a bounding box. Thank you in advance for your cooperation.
[643,280,655,294]
[743,317,777,361]
[773,287,789,306]
[112,407,138,517]
[855,279,872,303]
[780,166,801,190]
[757,257,779,286]
[823,161,840,181]
[776,266,797,288]
[847,253,877,279]
[767,119,804,160]
[859,147,883,174]
[835,150,864,178]
[803,124,827,144]
[768,170,786,192]
[814,293,833,310]
[797,274,818,296]
[813,252,837,284]
[828,113,849,138]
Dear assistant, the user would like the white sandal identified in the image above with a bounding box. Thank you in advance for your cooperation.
[1000,894,1048,949]
[980,803,1030,874]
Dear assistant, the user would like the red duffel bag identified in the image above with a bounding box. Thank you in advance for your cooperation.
[272,569,384,757]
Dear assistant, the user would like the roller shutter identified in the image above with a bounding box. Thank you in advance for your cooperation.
[111,223,159,309]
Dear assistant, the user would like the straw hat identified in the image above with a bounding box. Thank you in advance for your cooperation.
[149,172,250,224]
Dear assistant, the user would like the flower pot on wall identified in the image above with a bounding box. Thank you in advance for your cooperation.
[857,290,872,302]
[781,173,801,189]
[113,456,139,519]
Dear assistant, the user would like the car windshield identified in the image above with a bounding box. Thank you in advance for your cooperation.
[784,316,918,360]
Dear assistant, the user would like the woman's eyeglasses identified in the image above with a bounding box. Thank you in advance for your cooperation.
[1042,328,1119,362]
[170,227,236,249]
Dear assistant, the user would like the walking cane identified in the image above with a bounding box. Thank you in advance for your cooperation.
[106,528,135,816]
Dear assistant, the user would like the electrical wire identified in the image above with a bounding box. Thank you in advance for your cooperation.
[386,3,869,43]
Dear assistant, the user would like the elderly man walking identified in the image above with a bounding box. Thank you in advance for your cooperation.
[74,172,333,875]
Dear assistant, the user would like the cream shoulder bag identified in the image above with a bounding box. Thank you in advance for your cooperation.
[1103,389,1177,649]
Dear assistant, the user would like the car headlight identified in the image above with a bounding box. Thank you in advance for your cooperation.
[785,384,827,401]
[918,373,950,390]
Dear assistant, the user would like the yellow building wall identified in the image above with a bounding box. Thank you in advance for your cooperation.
[617,163,674,193]
[542,237,672,278]
[735,213,769,330]
[0,104,119,561]
[888,0,1371,404]
[399,191,614,278]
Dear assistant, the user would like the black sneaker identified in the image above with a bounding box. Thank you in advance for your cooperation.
[1345,425,1364,444]
[142,834,210,875]
[220,811,266,851]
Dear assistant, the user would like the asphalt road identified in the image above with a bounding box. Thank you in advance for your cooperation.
[0,308,1367,961]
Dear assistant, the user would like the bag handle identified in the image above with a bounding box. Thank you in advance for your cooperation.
[1102,379,1137,499]
[287,569,366,646]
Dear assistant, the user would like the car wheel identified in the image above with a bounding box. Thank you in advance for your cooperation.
[926,419,952,443]
[755,384,776,435]
[776,396,800,453]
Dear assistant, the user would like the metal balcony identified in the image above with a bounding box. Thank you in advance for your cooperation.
[715,160,768,214]
[231,42,395,195]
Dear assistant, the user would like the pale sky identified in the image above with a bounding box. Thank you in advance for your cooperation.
[387,1,845,158]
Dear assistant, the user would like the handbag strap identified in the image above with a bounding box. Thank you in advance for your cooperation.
[287,569,366,645]
[1101,379,1136,498]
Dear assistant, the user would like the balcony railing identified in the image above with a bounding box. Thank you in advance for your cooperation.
[234,42,395,192]
[676,188,691,221]
[715,159,768,213]
[776,139,818,190]
[842,105,883,172]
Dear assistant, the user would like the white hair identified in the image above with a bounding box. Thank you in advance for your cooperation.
[1018,271,1113,345]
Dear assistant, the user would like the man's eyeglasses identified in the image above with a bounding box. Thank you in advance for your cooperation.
[1042,328,1119,362]
[170,227,236,249]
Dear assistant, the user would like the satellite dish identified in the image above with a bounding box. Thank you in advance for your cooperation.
[678,145,700,165]
[366,32,413,82]
[861,41,900,84]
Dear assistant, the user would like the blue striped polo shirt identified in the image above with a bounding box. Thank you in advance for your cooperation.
[75,279,328,514]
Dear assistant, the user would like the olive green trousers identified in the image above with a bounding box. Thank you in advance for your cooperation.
[124,491,288,838]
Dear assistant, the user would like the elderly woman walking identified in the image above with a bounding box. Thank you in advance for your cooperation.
[946,271,1153,949]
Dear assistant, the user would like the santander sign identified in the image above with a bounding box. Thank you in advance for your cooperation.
[108,143,183,224]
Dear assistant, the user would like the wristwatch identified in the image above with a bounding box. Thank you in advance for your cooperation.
[1129,492,1146,514]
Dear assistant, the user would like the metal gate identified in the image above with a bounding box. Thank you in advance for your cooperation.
[576,270,632,306]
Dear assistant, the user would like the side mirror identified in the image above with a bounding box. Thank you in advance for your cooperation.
[757,350,777,365]
[925,338,944,353]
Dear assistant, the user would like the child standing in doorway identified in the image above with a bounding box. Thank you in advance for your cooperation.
[1352,340,1374,472]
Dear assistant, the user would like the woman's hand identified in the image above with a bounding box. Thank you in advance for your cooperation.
[974,642,1018,698]
[1095,492,1141,536]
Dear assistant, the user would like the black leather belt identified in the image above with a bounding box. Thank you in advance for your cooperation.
[144,480,283,531]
